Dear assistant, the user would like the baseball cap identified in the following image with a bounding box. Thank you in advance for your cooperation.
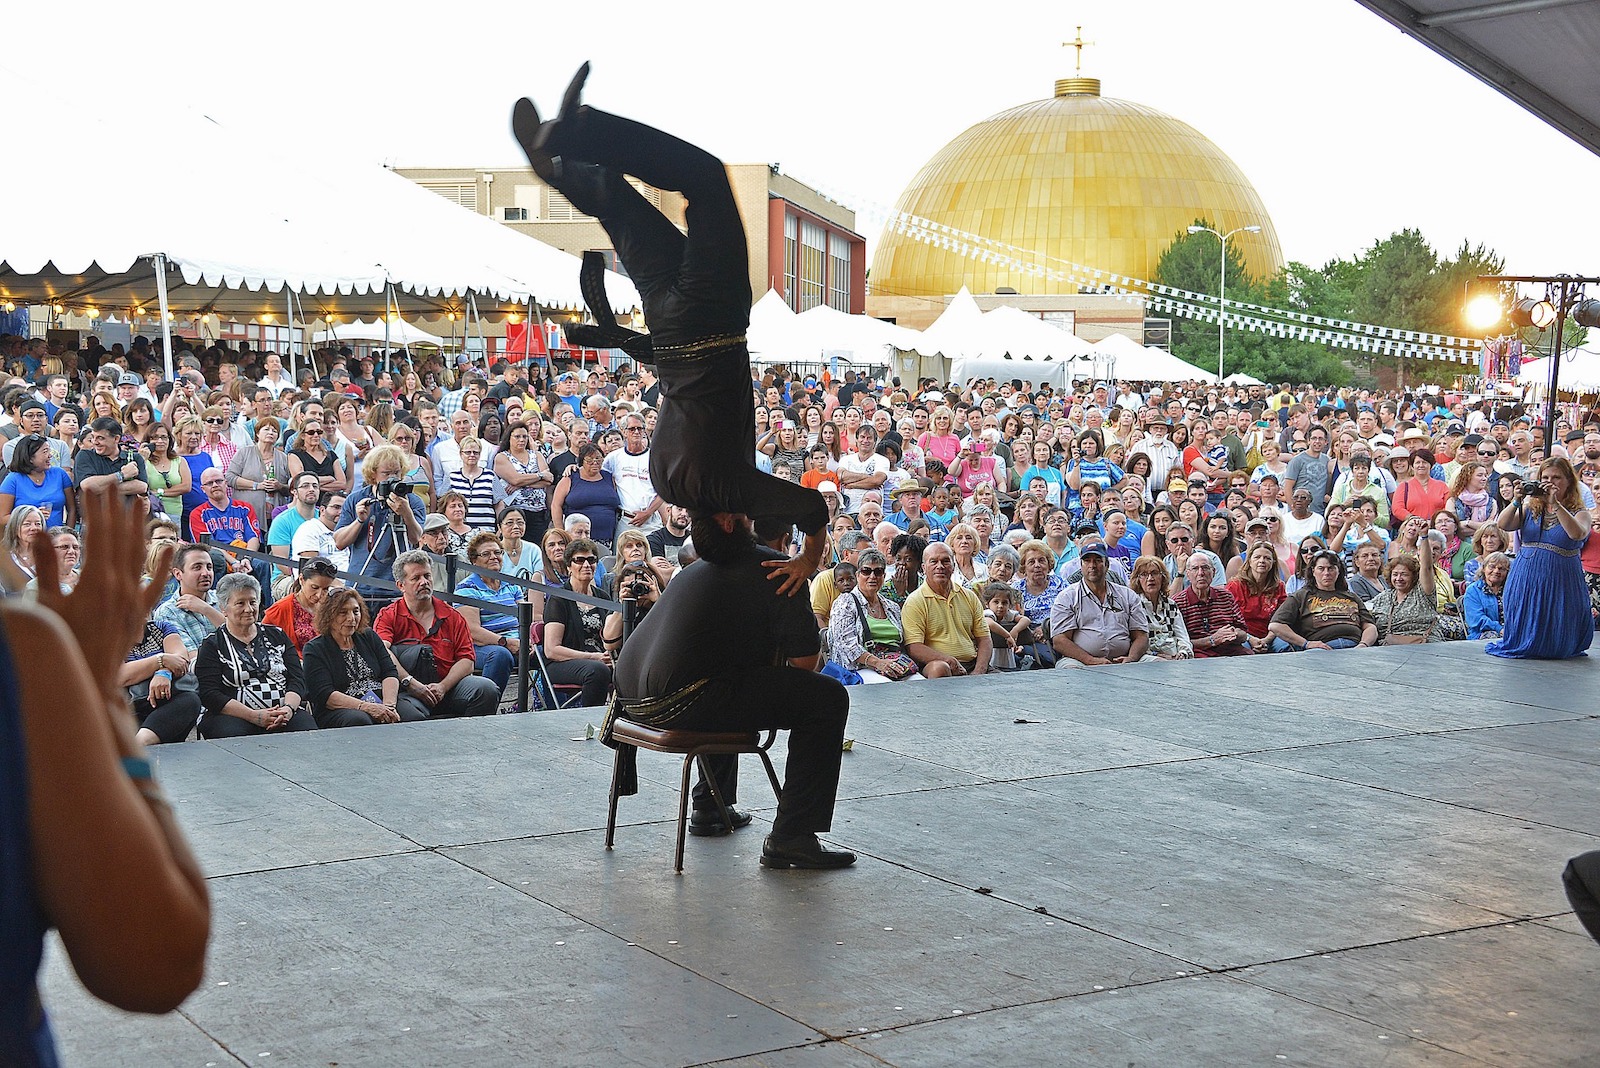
[1371,433,1395,447]
[1078,541,1109,558]
[1245,517,1270,532]
[1388,446,1410,461]
[1491,419,1510,428]
[1444,422,1466,435]
[817,480,839,495]
[1461,433,1485,449]
[422,513,451,533]
[1072,523,1100,537]
[117,371,141,386]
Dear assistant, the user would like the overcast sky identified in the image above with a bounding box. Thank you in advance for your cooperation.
[12,0,1600,284]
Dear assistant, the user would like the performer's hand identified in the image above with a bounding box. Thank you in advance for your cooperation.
[763,554,815,598]
[765,533,825,597]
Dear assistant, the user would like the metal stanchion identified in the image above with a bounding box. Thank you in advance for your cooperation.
[516,600,532,715]
[622,596,638,645]
[445,554,459,594]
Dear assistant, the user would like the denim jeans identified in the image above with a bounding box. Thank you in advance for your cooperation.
[1269,636,1357,652]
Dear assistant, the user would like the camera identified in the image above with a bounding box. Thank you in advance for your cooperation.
[1522,483,1546,499]
[375,477,419,499]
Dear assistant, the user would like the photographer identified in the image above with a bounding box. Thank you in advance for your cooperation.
[73,416,149,502]
[602,558,663,655]
[333,445,425,609]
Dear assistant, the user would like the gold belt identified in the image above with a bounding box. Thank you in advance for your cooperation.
[653,333,747,360]
[1523,540,1579,558]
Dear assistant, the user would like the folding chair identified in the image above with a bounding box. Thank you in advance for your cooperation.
[604,717,783,872]
[529,620,586,710]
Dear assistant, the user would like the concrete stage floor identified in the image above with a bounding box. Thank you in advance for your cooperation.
[42,640,1600,1066]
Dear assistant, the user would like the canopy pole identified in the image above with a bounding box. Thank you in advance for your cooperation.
[153,254,174,381]
[285,290,295,381]
[383,282,394,374]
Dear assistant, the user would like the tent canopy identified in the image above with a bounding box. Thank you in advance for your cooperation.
[1518,348,1600,392]
[311,318,446,348]
[0,72,638,325]
[1085,333,1219,383]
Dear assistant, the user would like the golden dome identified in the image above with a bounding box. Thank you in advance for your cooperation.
[870,78,1284,299]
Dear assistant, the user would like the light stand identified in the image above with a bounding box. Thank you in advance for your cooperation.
[1480,274,1600,455]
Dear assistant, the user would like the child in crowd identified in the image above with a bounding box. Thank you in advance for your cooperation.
[924,483,958,537]
[982,582,1034,672]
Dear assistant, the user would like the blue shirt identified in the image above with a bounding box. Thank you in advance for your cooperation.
[0,469,72,527]
[456,573,522,635]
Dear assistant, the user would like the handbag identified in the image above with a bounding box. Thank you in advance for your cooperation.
[853,594,918,676]
[391,640,440,684]
[1380,598,1435,646]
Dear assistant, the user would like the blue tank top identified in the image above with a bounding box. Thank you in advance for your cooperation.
[563,470,621,545]
[0,622,59,1067]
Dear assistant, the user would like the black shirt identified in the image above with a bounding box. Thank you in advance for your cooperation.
[645,525,688,563]
[74,445,147,486]
[615,546,819,699]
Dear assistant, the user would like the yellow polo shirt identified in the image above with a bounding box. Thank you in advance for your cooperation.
[901,582,985,662]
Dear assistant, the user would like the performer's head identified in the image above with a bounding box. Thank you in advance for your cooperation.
[690,511,755,564]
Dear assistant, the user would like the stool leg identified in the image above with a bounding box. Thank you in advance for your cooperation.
[675,751,693,873]
[605,745,624,850]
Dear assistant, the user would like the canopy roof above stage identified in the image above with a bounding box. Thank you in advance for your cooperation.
[0,74,638,324]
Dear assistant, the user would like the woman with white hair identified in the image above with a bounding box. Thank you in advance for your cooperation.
[194,572,313,739]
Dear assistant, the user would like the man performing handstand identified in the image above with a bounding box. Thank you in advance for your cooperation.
[512,64,826,594]
[513,67,852,869]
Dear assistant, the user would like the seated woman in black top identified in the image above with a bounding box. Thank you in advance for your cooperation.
[195,572,314,738]
[302,587,429,728]
[542,536,612,707]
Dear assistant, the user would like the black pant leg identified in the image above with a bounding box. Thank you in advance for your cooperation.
[395,694,431,722]
[546,659,613,707]
[136,692,202,744]
[1563,851,1600,945]
[670,666,848,840]
[315,705,378,729]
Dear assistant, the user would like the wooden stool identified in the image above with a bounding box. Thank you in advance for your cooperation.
[605,718,782,872]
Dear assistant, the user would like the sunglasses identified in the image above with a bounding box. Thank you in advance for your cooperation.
[1166,536,1192,544]
[301,559,338,577]
[204,417,226,425]
[569,555,598,566]
[856,566,886,576]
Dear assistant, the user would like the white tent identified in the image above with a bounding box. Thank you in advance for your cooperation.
[747,291,928,370]
[915,288,990,359]
[312,319,446,348]
[1518,348,1600,393]
[1224,372,1265,386]
[1086,333,1220,383]
[0,71,638,372]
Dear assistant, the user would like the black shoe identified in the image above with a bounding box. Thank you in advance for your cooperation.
[689,806,753,837]
[760,834,856,870]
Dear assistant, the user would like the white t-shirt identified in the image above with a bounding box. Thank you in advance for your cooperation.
[291,519,349,572]
[602,447,659,531]
[836,452,889,514]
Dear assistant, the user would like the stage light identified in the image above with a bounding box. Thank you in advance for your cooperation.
[85,307,98,319]
[1509,297,1557,329]
[2,302,15,312]
[1573,299,1600,329]
[52,304,64,314]
[1465,294,1502,330]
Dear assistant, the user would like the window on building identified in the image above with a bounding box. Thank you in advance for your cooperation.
[783,213,799,310]
[827,234,852,312]
[800,220,826,312]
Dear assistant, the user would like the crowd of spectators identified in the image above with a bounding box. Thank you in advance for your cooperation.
[1,329,1596,738]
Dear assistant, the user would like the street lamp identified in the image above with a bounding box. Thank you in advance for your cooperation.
[1188,223,1262,382]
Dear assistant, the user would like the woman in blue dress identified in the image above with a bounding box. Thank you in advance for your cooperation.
[2,486,210,1066]
[1487,458,1593,660]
